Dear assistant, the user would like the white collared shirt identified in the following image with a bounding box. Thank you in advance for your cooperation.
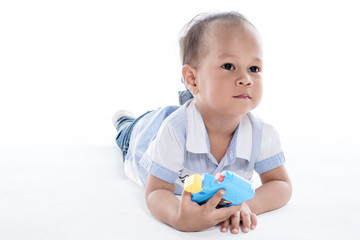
[129,100,285,194]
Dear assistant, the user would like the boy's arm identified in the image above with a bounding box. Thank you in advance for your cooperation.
[145,173,242,232]
[145,174,179,227]
[246,165,292,215]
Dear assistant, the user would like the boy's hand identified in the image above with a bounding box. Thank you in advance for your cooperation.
[220,202,257,234]
[174,189,242,232]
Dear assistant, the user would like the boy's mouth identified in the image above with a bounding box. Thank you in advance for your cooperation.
[233,94,251,99]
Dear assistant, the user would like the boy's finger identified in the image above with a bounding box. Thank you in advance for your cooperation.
[204,189,225,210]
[216,203,242,219]
[220,219,230,232]
[240,211,251,233]
[212,205,241,226]
[230,212,240,234]
[250,213,257,230]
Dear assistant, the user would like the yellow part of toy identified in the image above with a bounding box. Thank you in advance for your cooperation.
[184,174,203,194]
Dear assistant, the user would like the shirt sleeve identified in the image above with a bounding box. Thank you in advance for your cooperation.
[139,120,185,184]
[254,123,286,174]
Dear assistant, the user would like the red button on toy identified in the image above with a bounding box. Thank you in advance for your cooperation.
[215,172,225,182]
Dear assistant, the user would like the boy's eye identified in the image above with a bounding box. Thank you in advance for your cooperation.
[249,66,260,73]
[222,63,235,71]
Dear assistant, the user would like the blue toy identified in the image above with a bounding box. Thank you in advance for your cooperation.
[184,170,255,207]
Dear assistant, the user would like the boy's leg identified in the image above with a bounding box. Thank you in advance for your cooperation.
[113,110,135,161]
[112,110,136,131]
[114,111,151,161]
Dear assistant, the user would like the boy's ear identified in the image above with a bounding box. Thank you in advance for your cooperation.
[182,64,199,95]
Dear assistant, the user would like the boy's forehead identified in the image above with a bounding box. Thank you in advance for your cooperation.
[196,22,262,63]
[205,22,261,49]
[208,21,256,39]
[191,19,261,66]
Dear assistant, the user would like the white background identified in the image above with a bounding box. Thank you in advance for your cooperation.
[1,0,360,133]
[1,0,360,239]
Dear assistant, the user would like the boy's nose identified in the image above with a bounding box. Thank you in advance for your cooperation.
[235,74,253,87]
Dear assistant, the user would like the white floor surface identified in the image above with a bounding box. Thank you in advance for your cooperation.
[1,122,359,240]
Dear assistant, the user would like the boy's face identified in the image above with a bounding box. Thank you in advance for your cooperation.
[190,22,263,119]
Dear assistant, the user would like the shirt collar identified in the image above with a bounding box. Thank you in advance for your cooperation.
[185,100,253,161]
[235,114,252,161]
[185,100,209,154]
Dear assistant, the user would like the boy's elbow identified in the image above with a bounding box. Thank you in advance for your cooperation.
[281,179,293,206]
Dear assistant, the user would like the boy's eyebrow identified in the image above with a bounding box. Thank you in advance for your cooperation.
[218,53,236,58]
[218,53,263,63]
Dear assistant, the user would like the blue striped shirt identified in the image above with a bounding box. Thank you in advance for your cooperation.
[124,100,285,195]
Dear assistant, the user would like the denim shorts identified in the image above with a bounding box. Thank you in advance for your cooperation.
[115,111,151,161]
